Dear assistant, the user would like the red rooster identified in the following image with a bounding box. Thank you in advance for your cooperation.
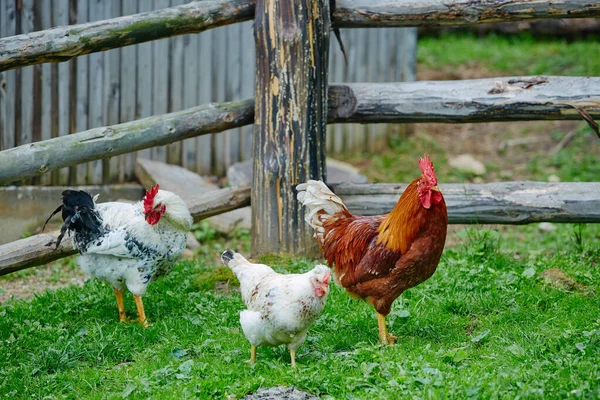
[297,156,448,344]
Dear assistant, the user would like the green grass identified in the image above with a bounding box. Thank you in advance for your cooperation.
[1,224,599,399]
[419,33,600,76]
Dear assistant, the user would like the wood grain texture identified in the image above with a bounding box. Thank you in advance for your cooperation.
[334,0,600,28]
[332,182,600,224]
[0,185,251,276]
[0,99,255,185]
[0,0,256,72]
[252,0,330,255]
[328,77,600,123]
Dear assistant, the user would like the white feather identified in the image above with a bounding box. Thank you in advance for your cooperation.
[296,180,348,242]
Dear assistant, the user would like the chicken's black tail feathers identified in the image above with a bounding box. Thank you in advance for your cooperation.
[221,249,235,265]
[45,190,103,249]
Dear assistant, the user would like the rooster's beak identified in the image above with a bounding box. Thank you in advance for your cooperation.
[431,186,440,192]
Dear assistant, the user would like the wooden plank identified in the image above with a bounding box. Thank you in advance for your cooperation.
[54,0,71,185]
[0,99,255,185]
[332,182,600,224]
[252,0,330,255]
[0,0,256,72]
[239,21,254,161]
[38,0,53,185]
[196,27,213,174]
[225,23,241,168]
[327,77,600,123]
[104,0,121,183]
[87,0,105,184]
[19,0,35,153]
[182,26,200,171]
[151,0,171,164]
[212,26,227,176]
[0,1,16,153]
[118,0,138,183]
[334,0,600,28]
[0,185,251,276]
[74,0,89,184]
[136,0,153,161]
[166,0,184,166]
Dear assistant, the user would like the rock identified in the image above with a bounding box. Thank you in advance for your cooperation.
[538,268,589,293]
[448,154,487,176]
[180,248,195,261]
[548,174,561,183]
[186,233,202,250]
[243,386,318,400]
[538,222,557,232]
[227,158,368,187]
[136,158,218,199]
[206,208,251,233]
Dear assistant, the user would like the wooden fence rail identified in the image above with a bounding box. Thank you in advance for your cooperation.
[2,0,599,72]
[1,75,598,185]
[329,77,600,124]
[1,181,598,276]
[0,0,255,72]
[335,0,600,28]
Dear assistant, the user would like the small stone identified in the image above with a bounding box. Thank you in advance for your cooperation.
[186,232,202,250]
[548,174,561,182]
[180,248,195,260]
[448,154,487,176]
[538,222,557,232]
[243,386,318,400]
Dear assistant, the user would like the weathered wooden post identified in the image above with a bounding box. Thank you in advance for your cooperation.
[252,0,330,255]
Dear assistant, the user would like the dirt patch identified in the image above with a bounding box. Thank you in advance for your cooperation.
[0,264,86,303]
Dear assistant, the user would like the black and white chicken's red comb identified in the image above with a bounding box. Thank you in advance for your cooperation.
[143,184,160,214]
[419,155,438,186]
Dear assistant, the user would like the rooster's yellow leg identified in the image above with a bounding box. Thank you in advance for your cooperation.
[289,346,296,368]
[133,295,149,328]
[246,345,257,365]
[114,288,127,322]
[377,313,397,345]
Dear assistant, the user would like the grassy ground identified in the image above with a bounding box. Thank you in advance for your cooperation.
[0,223,598,399]
[1,33,600,399]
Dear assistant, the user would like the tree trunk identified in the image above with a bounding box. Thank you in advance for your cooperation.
[252,0,330,255]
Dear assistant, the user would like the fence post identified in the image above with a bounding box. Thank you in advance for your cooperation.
[252,0,330,255]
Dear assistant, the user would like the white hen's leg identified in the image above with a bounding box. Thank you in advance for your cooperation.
[288,345,297,368]
[114,288,127,322]
[246,345,257,365]
[133,295,149,328]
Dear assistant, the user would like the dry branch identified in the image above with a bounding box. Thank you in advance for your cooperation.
[334,0,600,28]
[332,182,600,224]
[0,185,252,277]
[0,0,255,72]
[0,99,254,185]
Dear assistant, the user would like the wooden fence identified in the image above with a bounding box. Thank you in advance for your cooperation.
[0,0,599,272]
[0,0,416,185]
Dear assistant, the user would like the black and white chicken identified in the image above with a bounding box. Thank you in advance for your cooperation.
[44,184,192,327]
[221,249,331,367]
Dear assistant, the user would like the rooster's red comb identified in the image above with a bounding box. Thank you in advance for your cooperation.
[143,184,160,214]
[419,155,438,186]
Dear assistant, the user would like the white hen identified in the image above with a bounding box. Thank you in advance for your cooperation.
[221,249,330,367]
[45,184,192,327]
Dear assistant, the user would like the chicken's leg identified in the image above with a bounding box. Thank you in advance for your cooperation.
[133,295,149,328]
[288,346,297,368]
[246,345,257,365]
[377,312,397,345]
[114,288,127,322]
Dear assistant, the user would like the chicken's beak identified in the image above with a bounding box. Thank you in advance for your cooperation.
[431,186,440,192]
